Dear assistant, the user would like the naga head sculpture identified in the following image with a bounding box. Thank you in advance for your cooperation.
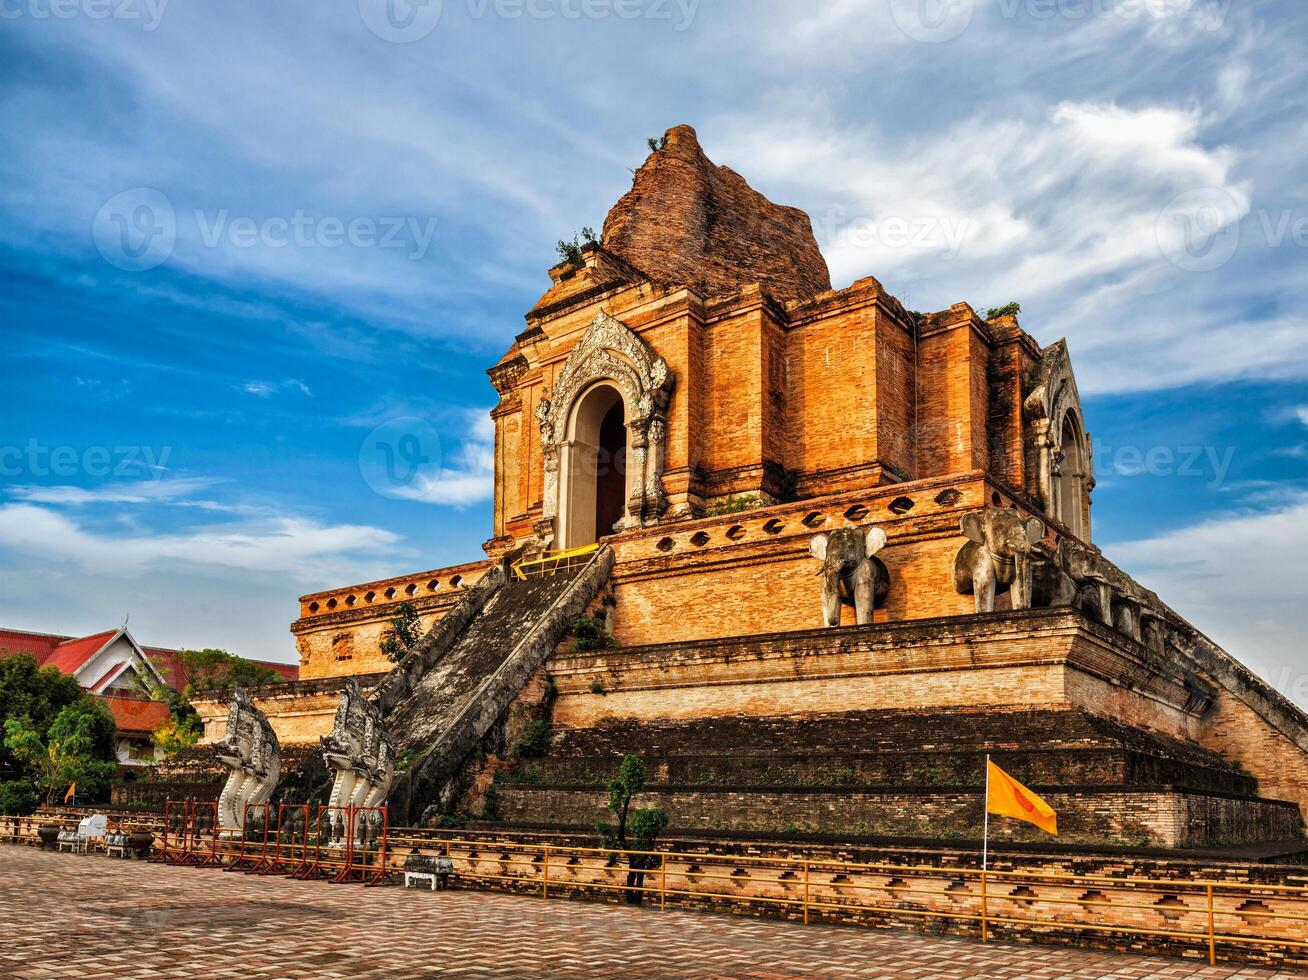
[320,678,367,773]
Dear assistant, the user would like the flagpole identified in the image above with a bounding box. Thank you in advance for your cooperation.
[981,754,991,944]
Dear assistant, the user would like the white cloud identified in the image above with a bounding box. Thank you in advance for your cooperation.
[1109,495,1308,710]
[0,503,402,581]
[9,477,222,507]
[241,379,314,398]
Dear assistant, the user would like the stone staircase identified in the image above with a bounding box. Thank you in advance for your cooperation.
[368,546,614,825]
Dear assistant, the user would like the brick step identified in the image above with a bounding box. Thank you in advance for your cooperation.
[491,784,1303,849]
[510,748,1255,796]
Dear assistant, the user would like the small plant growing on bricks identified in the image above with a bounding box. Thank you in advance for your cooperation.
[380,602,422,663]
[514,719,550,758]
[598,754,669,905]
[572,615,613,651]
[556,227,597,272]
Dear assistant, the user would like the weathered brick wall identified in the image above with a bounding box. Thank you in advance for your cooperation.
[605,480,1006,648]
[293,561,490,679]
[551,609,1202,737]
[491,784,1300,849]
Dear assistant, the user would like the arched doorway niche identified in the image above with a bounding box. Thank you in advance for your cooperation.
[558,381,631,549]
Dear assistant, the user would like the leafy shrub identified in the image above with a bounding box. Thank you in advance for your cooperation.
[0,779,38,816]
[515,719,550,758]
[556,227,598,271]
[572,616,613,651]
[986,301,1021,319]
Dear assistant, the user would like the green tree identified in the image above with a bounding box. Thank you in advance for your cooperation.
[598,754,669,904]
[0,779,38,816]
[0,652,115,787]
[136,648,279,761]
[156,648,282,696]
[150,712,203,757]
[4,704,119,806]
[380,602,424,663]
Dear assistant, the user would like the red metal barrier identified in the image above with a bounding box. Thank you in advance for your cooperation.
[278,803,312,878]
[223,803,276,873]
[301,805,390,885]
[157,800,190,864]
[342,806,389,887]
[178,801,221,868]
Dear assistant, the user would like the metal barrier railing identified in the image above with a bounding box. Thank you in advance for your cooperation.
[279,803,313,878]
[384,834,1308,967]
[304,805,389,885]
[7,808,1305,966]
[224,803,277,873]
[156,800,190,864]
[511,544,598,581]
[176,801,221,868]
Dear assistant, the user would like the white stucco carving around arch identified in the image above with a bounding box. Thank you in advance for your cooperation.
[1024,339,1094,542]
[533,311,675,548]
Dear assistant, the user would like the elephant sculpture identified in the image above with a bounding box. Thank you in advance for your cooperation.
[214,688,281,835]
[809,525,890,627]
[953,508,1046,613]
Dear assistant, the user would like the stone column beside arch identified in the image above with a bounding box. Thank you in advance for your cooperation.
[534,311,675,549]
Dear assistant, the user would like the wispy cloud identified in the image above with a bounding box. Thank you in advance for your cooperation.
[0,502,403,581]
[1112,493,1308,707]
[9,477,222,507]
[240,379,314,398]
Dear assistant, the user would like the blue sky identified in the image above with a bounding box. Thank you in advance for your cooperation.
[0,0,1304,706]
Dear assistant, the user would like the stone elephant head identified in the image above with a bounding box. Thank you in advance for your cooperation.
[1053,538,1116,626]
[953,508,1045,613]
[809,525,890,627]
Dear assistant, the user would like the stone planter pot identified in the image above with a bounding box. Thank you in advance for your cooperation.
[36,823,60,850]
[128,829,154,859]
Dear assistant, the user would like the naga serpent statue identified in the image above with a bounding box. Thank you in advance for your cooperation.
[320,677,396,848]
[213,688,282,835]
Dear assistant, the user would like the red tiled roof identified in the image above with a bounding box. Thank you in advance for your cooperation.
[42,630,119,676]
[0,626,298,687]
[0,628,69,664]
[101,696,171,734]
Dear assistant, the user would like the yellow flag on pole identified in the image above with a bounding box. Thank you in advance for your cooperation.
[64,782,76,803]
[986,760,1057,836]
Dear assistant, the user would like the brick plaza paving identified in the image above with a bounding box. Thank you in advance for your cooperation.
[2,846,1303,979]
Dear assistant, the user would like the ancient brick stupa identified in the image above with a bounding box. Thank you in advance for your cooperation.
[184,126,1308,849]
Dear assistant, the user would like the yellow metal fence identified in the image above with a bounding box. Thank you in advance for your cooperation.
[511,544,598,580]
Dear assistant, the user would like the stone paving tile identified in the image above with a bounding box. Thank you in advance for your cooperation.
[1,846,1303,979]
